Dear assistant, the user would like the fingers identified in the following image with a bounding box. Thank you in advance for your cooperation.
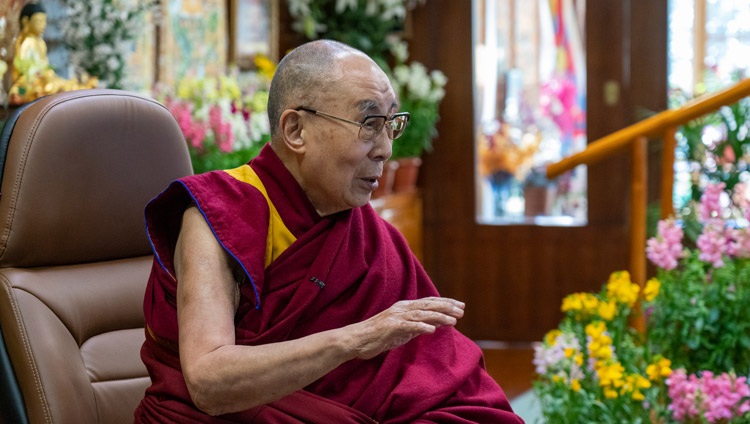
[394,297,465,322]
[349,297,467,360]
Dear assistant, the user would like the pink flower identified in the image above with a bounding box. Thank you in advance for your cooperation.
[169,101,208,150]
[696,220,728,267]
[208,105,235,153]
[699,182,725,221]
[647,219,684,270]
[727,228,750,258]
[667,369,750,422]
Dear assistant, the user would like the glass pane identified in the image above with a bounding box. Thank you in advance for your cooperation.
[669,0,750,216]
[474,0,588,225]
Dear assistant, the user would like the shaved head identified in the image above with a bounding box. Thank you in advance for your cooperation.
[267,40,370,138]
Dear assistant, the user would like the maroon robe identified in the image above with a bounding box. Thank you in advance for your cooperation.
[135,145,523,423]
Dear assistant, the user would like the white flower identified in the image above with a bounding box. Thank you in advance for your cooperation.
[390,40,409,64]
[430,70,447,88]
[95,21,115,39]
[76,25,91,39]
[287,0,312,17]
[62,0,154,89]
[335,0,358,13]
[94,44,114,57]
[380,0,406,21]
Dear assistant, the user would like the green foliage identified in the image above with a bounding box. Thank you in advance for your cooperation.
[300,1,402,63]
[391,94,439,159]
[672,86,750,212]
[189,135,268,175]
[647,252,750,375]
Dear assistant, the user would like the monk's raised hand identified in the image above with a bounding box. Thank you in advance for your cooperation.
[348,297,465,360]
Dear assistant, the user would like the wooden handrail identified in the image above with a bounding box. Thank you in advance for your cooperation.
[545,78,750,316]
[547,78,750,180]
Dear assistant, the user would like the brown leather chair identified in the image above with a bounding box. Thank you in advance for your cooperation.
[0,89,193,423]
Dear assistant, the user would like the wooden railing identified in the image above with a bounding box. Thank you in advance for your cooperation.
[546,78,750,296]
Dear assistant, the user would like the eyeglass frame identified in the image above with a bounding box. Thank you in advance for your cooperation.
[294,106,410,141]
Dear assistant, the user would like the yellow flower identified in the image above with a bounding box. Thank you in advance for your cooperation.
[574,353,583,366]
[606,270,640,307]
[596,361,625,388]
[585,321,607,338]
[582,293,599,311]
[570,379,581,392]
[604,388,619,399]
[562,293,599,317]
[564,347,575,358]
[636,375,651,389]
[659,358,673,378]
[598,300,617,320]
[644,278,660,301]
[647,357,673,381]
[544,329,561,346]
[595,345,613,360]
[561,294,581,312]
[254,54,277,80]
[632,390,645,401]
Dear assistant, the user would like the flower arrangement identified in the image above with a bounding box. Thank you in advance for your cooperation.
[387,42,446,158]
[477,122,541,181]
[59,0,155,89]
[533,271,670,422]
[153,59,274,174]
[644,182,750,423]
[646,181,750,375]
[534,181,750,422]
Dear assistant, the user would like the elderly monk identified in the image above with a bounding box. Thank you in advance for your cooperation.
[135,39,523,423]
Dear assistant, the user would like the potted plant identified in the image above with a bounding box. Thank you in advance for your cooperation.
[386,42,446,193]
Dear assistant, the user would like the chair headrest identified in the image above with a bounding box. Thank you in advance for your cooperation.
[0,89,193,267]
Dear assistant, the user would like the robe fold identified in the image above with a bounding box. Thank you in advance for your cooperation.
[135,144,523,423]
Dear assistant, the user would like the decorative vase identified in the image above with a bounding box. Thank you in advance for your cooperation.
[392,157,422,193]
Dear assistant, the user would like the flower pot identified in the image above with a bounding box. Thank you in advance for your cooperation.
[392,157,422,193]
[372,160,399,199]
[523,185,557,217]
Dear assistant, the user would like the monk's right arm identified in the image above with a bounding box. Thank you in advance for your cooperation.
[175,206,465,416]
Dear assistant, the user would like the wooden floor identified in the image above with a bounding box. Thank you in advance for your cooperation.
[479,341,536,401]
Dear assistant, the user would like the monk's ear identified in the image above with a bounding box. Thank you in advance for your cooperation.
[279,109,306,154]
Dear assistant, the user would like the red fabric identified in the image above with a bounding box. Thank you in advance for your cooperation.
[136,145,523,423]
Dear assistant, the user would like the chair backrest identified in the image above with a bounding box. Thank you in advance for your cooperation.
[0,89,193,424]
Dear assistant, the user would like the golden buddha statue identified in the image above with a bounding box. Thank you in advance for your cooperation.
[9,2,97,105]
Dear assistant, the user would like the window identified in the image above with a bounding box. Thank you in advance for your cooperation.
[473,0,587,225]
[669,0,750,215]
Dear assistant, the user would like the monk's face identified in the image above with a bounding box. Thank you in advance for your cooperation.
[299,53,397,216]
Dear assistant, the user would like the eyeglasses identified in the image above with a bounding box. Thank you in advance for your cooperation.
[294,107,410,141]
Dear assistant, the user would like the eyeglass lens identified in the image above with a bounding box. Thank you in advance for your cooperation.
[360,115,409,141]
